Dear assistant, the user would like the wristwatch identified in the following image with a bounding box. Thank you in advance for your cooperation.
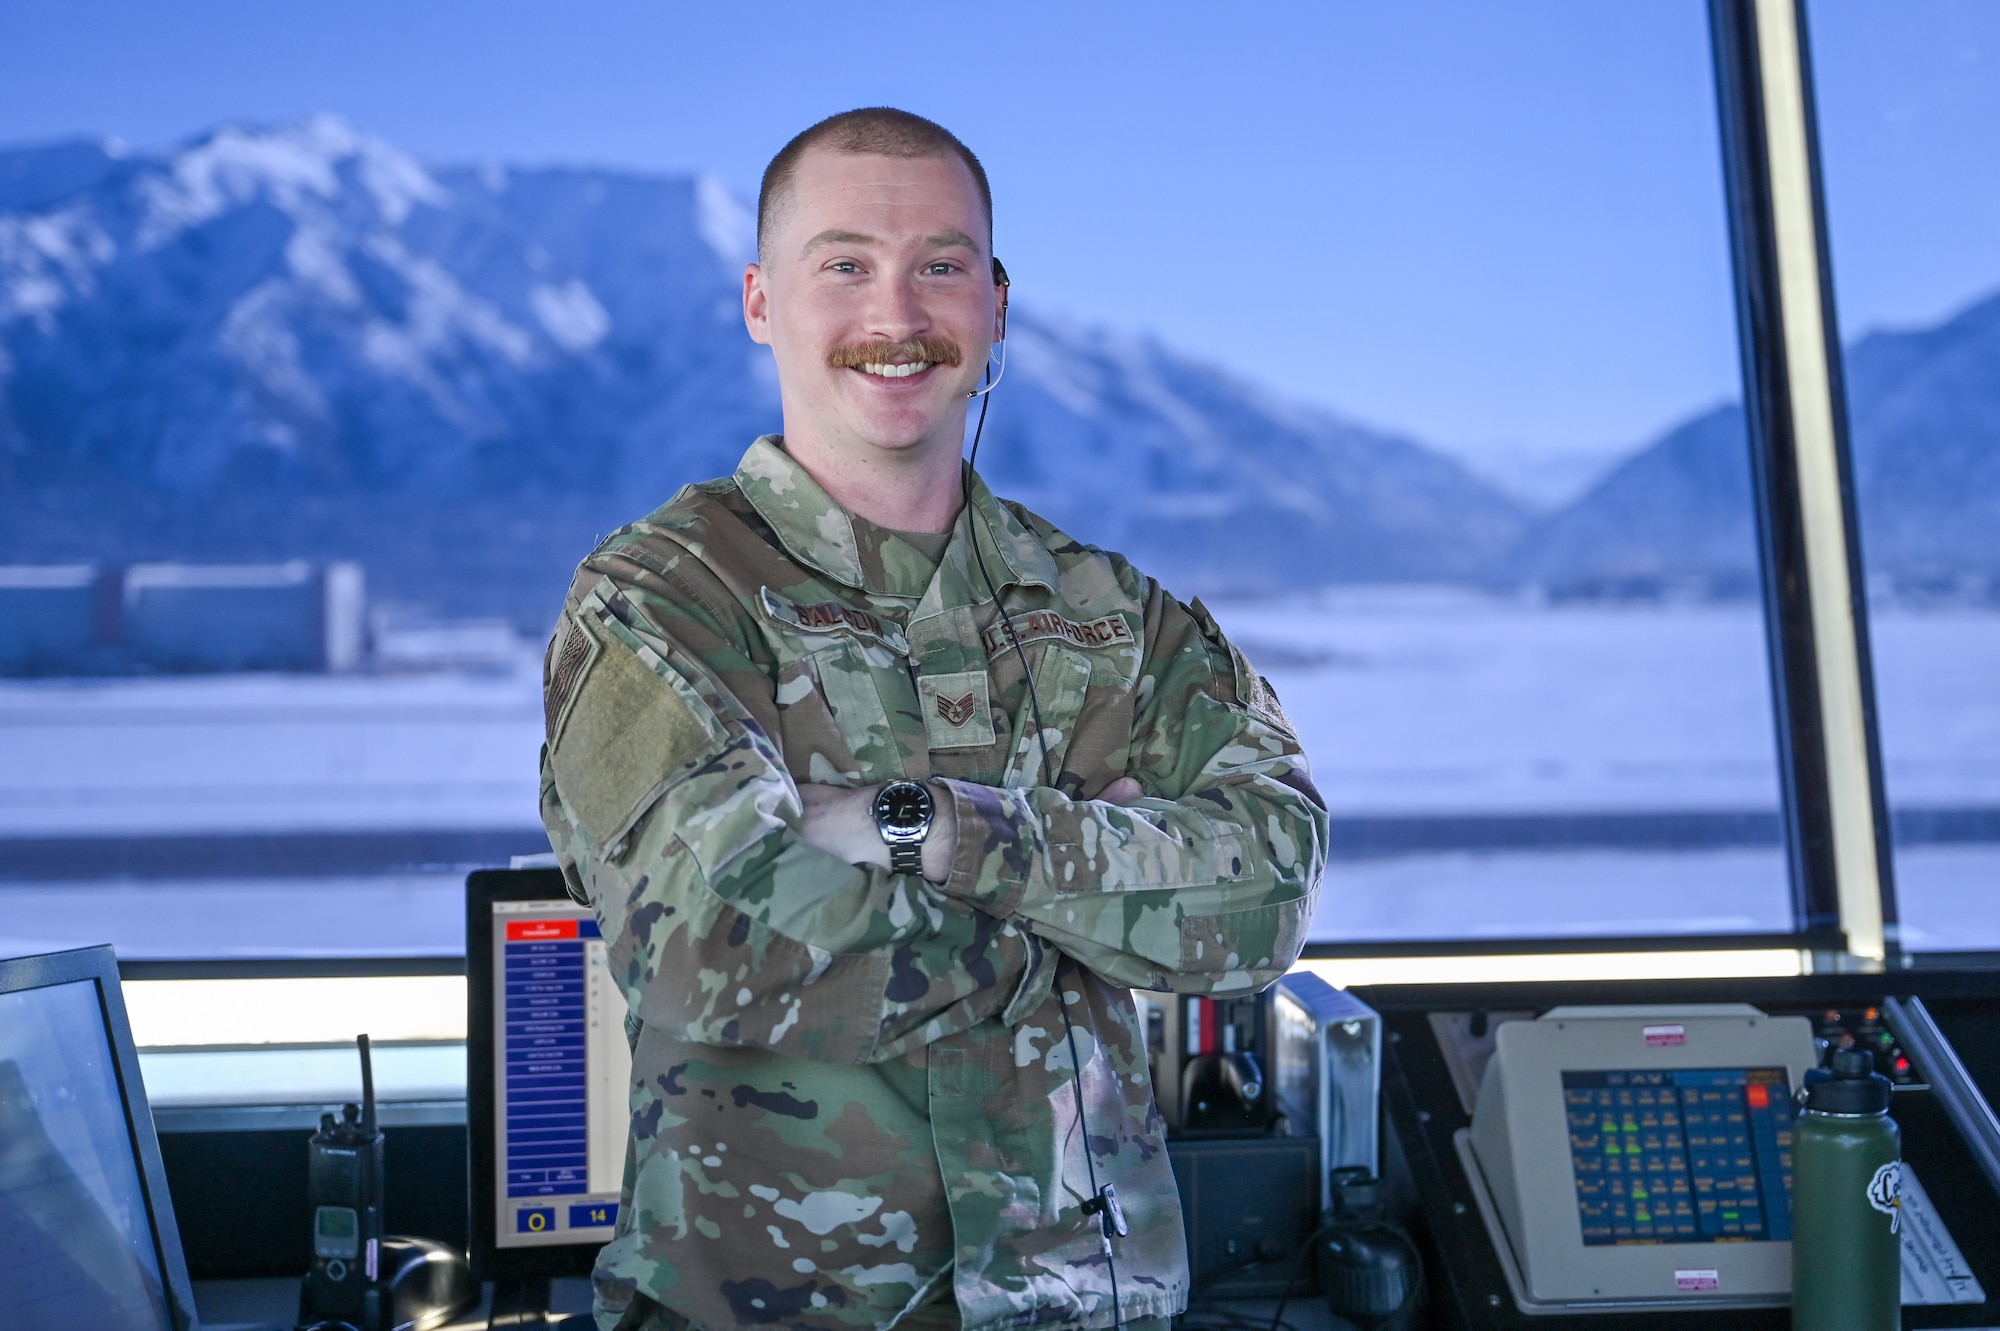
[872,780,935,875]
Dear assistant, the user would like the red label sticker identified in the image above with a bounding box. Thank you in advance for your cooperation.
[1644,1024,1687,1047]
[1675,1269,1720,1293]
[506,919,577,941]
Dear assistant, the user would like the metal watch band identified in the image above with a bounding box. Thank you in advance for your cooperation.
[889,840,924,875]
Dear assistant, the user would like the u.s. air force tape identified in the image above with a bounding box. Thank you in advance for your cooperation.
[979,609,1133,658]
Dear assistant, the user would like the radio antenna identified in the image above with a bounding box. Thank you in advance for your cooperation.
[358,1033,377,1137]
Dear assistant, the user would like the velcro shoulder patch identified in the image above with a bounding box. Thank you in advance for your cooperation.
[548,614,720,853]
[1188,597,1295,734]
[1227,641,1296,735]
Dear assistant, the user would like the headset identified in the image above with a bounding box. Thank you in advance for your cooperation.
[966,257,1010,400]
[960,254,1129,1328]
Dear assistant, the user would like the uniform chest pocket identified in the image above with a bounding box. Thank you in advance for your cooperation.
[772,654,861,785]
[1002,645,1092,789]
[805,639,910,781]
[759,587,915,783]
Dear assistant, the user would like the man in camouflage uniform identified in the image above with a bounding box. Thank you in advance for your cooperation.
[540,108,1328,1331]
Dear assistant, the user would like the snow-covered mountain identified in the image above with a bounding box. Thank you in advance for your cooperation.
[11,116,1981,618]
[0,117,1528,623]
[1515,289,2000,596]
[0,118,768,498]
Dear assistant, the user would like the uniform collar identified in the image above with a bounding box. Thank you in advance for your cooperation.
[734,435,1058,601]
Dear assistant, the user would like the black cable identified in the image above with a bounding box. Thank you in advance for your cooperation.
[1179,1311,1314,1331]
[1059,958,1123,1329]
[963,354,1119,1324]
[1260,1216,1425,1331]
[1188,1254,1274,1295]
[1168,1303,1312,1327]
[1264,1221,1338,1331]
[962,368,1055,792]
[1176,1218,1337,1331]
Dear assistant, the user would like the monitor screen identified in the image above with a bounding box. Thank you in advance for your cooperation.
[0,973,178,1331]
[486,897,633,1252]
[1562,1067,1794,1246]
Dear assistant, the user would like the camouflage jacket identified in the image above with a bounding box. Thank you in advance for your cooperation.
[539,437,1327,1331]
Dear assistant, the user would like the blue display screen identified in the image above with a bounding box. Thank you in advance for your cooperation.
[0,978,173,1331]
[1563,1067,1794,1246]
[491,903,629,1249]
[504,915,601,1199]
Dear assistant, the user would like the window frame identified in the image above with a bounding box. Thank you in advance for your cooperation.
[123,0,1931,984]
[1293,0,1902,967]
[1702,0,1899,968]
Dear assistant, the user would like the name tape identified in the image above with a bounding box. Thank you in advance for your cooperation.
[759,588,909,653]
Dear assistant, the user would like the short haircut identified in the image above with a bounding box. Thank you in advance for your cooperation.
[757,107,992,265]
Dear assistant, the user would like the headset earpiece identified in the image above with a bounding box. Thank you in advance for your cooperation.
[968,255,1011,398]
[992,256,1010,342]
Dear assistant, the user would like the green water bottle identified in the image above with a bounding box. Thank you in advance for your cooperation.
[1791,1047,1900,1331]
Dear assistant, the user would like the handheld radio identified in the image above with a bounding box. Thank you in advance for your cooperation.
[301,1033,386,1330]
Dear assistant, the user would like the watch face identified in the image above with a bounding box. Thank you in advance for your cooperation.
[874,782,933,833]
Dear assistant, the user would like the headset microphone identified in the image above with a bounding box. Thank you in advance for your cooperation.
[967,256,1010,400]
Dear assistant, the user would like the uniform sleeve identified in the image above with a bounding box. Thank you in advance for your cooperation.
[541,550,1052,1065]
[933,582,1327,996]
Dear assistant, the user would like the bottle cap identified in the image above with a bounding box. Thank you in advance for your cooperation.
[1331,1167,1384,1222]
[1804,1047,1892,1115]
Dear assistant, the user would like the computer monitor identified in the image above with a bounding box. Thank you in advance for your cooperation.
[466,868,634,1282]
[0,944,200,1331]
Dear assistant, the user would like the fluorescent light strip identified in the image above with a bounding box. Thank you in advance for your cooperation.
[112,953,1804,1118]
[124,976,468,1049]
[1296,949,1805,991]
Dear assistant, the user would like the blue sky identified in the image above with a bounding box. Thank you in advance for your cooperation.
[1,1,1994,499]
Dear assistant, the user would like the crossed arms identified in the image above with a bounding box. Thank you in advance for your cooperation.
[539,548,1327,1066]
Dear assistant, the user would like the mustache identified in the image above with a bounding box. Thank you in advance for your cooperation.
[827,337,964,370]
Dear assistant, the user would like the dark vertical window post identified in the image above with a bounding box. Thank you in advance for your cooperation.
[1709,0,1897,965]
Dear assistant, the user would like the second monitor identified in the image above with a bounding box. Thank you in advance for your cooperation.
[467,869,634,1284]
[1458,1004,1815,1313]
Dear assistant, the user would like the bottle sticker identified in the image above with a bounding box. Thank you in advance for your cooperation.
[1675,1269,1720,1292]
[1868,1160,1903,1234]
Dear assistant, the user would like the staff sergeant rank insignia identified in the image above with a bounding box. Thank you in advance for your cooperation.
[918,671,995,750]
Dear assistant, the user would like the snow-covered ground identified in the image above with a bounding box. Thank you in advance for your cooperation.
[1237,588,1783,815]
[1255,591,2000,950]
[0,657,544,836]
[0,872,470,960]
[2,591,1994,956]
[1242,588,2000,814]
